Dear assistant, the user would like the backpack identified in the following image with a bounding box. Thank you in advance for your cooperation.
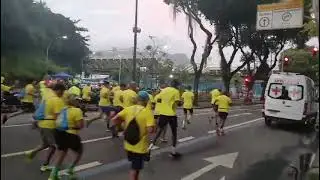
[33,101,46,120]
[56,108,69,131]
[124,107,144,145]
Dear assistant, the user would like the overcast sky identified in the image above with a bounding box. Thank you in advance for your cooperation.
[43,0,318,68]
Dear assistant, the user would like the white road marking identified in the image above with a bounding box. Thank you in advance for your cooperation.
[82,136,112,144]
[193,112,254,117]
[1,123,32,128]
[1,136,113,158]
[2,107,261,128]
[208,118,263,134]
[178,136,195,143]
[151,146,160,150]
[1,151,29,158]
[2,117,263,158]
[219,176,226,180]
[58,161,102,176]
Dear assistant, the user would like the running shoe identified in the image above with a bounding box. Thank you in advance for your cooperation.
[169,152,182,158]
[65,168,77,180]
[220,129,225,136]
[216,128,221,136]
[160,138,168,143]
[25,151,35,161]
[40,165,53,172]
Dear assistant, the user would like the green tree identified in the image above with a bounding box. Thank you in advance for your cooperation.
[1,0,89,79]
[281,48,319,82]
[164,0,219,104]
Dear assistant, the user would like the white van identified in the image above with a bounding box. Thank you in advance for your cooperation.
[263,72,318,128]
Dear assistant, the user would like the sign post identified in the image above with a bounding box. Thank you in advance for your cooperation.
[257,0,304,30]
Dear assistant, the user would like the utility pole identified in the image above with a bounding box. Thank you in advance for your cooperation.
[132,0,141,82]
[313,0,319,36]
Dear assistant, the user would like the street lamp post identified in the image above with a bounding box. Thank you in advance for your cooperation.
[118,56,122,84]
[46,35,68,63]
[132,0,141,82]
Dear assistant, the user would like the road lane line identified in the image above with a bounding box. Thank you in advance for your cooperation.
[178,136,195,143]
[1,123,32,128]
[151,146,160,150]
[1,136,113,158]
[59,161,102,176]
[1,151,29,158]
[208,118,263,134]
[2,116,262,158]
[194,112,252,117]
[82,136,112,144]
[2,108,261,128]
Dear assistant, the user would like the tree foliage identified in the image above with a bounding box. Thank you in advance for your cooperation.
[281,48,319,82]
[1,0,89,79]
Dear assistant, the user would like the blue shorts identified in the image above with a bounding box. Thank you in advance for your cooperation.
[100,106,121,115]
[127,151,149,170]
[100,106,114,115]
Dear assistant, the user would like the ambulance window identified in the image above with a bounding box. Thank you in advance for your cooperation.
[268,83,303,101]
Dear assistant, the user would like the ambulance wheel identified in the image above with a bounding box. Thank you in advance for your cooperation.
[265,117,272,127]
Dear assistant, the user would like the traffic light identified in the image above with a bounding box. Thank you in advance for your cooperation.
[283,56,290,66]
[312,47,318,57]
[244,76,251,87]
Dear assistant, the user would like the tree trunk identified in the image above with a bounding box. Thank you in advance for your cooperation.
[222,74,231,93]
[193,71,201,106]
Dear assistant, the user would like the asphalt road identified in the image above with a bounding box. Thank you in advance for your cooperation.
[1,104,317,180]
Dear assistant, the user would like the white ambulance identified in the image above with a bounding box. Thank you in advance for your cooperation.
[263,72,318,128]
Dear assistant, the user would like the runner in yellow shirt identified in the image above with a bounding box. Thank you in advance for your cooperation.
[215,91,232,136]
[209,88,221,124]
[99,81,113,129]
[82,83,92,102]
[153,87,168,143]
[150,79,182,157]
[146,90,155,110]
[49,94,84,180]
[122,82,138,108]
[181,86,194,129]
[26,82,66,172]
[111,91,155,180]
[21,80,37,112]
[113,83,126,109]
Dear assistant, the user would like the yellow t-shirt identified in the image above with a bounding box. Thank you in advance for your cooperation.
[122,89,138,108]
[157,87,180,116]
[113,89,124,107]
[68,86,81,97]
[146,94,154,110]
[99,86,111,106]
[210,89,221,104]
[181,90,194,109]
[216,95,232,113]
[38,95,65,129]
[112,86,120,93]
[21,84,35,103]
[59,106,83,135]
[42,88,55,101]
[118,105,155,154]
[154,94,161,115]
[82,85,91,101]
[39,81,46,98]
[1,84,11,92]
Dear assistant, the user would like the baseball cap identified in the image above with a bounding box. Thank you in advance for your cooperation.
[138,91,150,101]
